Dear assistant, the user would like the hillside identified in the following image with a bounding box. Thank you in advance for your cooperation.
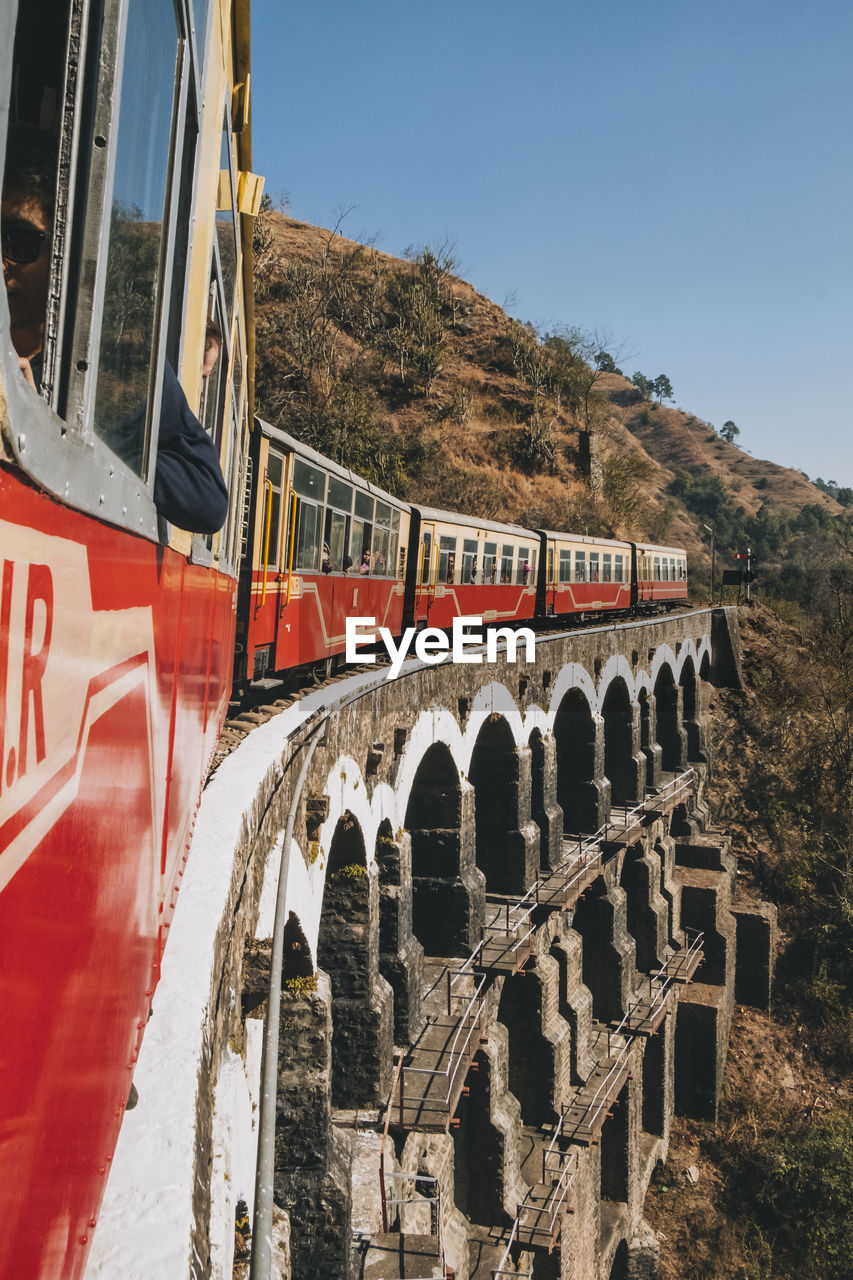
[253,211,843,580]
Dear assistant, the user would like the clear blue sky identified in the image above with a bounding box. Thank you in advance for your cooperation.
[252,0,852,487]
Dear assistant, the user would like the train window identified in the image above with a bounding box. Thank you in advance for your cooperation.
[373,525,390,575]
[574,551,586,582]
[200,285,227,443]
[483,542,497,583]
[528,549,537,579]
[91,0,181,474]
[462,539,478,583]
[265,452,284,567]
[350,518,373,569]
[327,476,353,513]
[217,117,238,326]
[293,458,326,502]
[438,536,457,584]
[499,545,513,584]
[602,553,612,583]
[516,548,528,584]
[589,552,600,582]
[654,556,661,581]
[420,531,432,584]
[294,500,322,571]
[615,554,624,582]
[324,508,348,570]
[559,550,572,584]
[355,491,374,521]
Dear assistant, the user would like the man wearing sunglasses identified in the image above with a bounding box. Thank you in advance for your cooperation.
[1,123,54,392]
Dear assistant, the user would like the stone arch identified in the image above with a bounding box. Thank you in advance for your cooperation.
[554,687,607,835]
[469,714,538,895]
[375,819,424,1043]
[404,743,484,957]
[653,663,686,772]
[602,676,644,806]
[699,648,712,682]
[317,812,392,1107]
[283,913,314,981]
[528,728,564,871]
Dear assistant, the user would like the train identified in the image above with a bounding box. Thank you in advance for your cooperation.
[0,3,686,1276]
[234,419,687,690]
[0,1,259,1277]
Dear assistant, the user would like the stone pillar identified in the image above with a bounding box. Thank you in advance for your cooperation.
[621,846,669,972]
[531,732,565,872]
[589,715,613,831]
[655,836,683,947]
[273,973,354,1280]
[451,1024,526,1228]
[473,743,540,896]
[497,955,573,1125]
[640,692,663,789]
[410,780,486,958]
[317,865,394,1107]
[733,903,777,1011]
[376,829,425,1043]
[548,925,596,1083]
[572,879,637,1023]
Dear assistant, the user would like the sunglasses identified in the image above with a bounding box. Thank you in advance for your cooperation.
[1,218,47,265]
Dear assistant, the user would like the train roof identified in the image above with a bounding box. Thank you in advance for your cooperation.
[255,418,409,512]
[539,530,633,550]
[409,504,539,539]
[634,542,688,556]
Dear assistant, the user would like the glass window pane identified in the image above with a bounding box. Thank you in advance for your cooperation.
[589,552,600,581]
[267,452,283,487]
[216,122,238,324]
[462,538,478,583]
[375,501,391,528]
[295,501,321,571]
[438,535,456,583]
[355,491,374,520]
[420,531,432,584]
[574,551,586,582]
[325,509,348,570]
[93,0,179,472]
[483,541,497,582]
[373,526,390,575]
[293,457,325,501]
[327,476,352,513]
[559,550,571,583]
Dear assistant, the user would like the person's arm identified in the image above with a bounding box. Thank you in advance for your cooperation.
[154,363,229,534]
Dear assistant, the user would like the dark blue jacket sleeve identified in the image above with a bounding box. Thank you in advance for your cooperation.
[154,363,229,534]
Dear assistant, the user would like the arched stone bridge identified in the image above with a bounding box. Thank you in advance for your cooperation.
[86,606,775,1280]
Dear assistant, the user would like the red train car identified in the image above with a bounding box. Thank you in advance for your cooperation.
[234,421,411,687]
[407,506,539,631]
[0,1,259,1275]
[634,542,689,609]
[541,531,634,618]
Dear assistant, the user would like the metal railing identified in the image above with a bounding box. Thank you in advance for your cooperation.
[492,1216,533,1280]
[393,968,487,1127]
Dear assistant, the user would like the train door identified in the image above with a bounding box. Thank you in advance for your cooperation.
[415,524,436,624]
